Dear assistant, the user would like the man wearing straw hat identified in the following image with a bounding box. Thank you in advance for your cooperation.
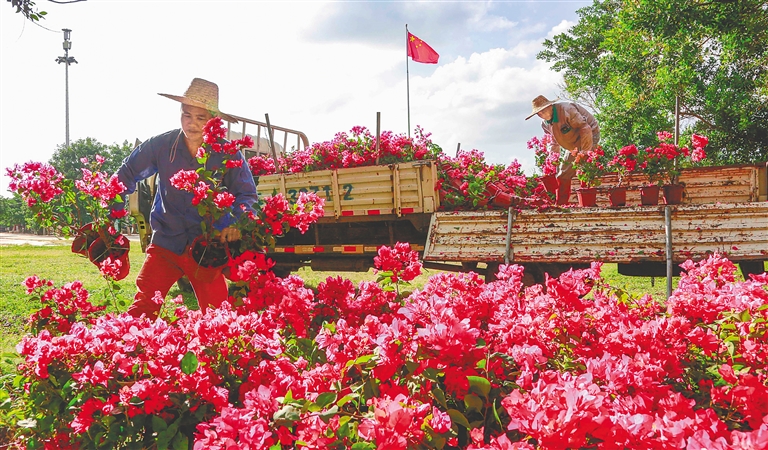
[525,95,600,205]
[114,78,258,319]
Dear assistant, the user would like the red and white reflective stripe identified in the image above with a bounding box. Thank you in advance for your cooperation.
[401,207,415,214]
[339,209,394,216]
[272,243,425,254]
[273,246,325,254]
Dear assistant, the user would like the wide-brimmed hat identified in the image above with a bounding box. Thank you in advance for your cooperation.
[525,95,559,120]
[159,78,238,123]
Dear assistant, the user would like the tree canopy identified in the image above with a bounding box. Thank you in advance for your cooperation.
[49,137,134,180]
[538,0,768,164]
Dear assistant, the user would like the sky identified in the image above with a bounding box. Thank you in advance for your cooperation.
[0,0,591,196]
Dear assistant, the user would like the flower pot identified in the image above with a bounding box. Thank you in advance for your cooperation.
[491,191,518,208]
[640,185,661,206]
[485,182,505,197]
[190,236,230,269]
[447,177,464,191]
[663,183,685,205]
[539,174,558,195]
[87,234,131,280]
[576,187,597,207]
[607,187,627,207]
[71,223,100,256]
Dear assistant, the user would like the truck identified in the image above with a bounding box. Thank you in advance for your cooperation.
[129,116,768,285]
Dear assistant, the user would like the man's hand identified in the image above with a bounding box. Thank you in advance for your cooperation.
[220,226,241,242]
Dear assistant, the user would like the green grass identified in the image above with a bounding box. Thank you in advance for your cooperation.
[1,240,764,374]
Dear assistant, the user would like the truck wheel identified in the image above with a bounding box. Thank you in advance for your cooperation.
[272,267,292,278]
[485,262,500,282]
[740,261,766,278]
[522,264,546,286]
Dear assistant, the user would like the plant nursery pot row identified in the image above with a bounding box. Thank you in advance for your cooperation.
[640,183,685,206]
[576,183,686,208]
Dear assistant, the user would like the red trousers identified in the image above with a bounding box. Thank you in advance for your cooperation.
[127,244,227,319]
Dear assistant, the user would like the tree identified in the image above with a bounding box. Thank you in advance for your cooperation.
[0,194,36,231]
[538,0,768,164]
[49,137,133,181]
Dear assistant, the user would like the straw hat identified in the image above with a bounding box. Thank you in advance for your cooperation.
[158,78,238,123]
[525,95,560,120]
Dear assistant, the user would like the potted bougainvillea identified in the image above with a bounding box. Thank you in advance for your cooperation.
[572,146,609,207]
[6,156,131,280]
[606,144,640,207]
[639,131,708,205]
[528,134,559,196]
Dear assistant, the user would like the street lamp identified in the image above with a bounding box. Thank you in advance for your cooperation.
[56,28,78,149]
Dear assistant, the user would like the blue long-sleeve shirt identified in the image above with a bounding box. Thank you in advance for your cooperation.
[117,129,258,255]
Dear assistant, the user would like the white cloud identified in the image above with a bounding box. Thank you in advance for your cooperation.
[549,19,576,38]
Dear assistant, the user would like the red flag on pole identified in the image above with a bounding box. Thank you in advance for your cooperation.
[407,32,439,64]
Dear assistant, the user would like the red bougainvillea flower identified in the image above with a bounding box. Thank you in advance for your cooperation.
[247,155,276,176]
[169,169,199,192]
[286,191,325,234]
[6,161,65,206]
[191,181,210,206]
[213,191,235,209]
[373,242,423,282]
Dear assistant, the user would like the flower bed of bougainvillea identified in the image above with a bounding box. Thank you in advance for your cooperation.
[5,245,768,449]
[248,126,548,210]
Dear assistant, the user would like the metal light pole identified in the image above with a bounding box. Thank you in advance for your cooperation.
[56,29,77,148]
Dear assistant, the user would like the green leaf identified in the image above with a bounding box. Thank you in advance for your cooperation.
[152,415,168,432]
[492,399,503,425]
[467,375,491,398]
[171,432,189,450]
[447,409,471,428]
[315,392,337,409]
[156,420,179,450]
[351,443,376,450]
[464,393,484,413]
[318,404,339,423]
[274,404,301,425]
[180,351,198,375]
[432,387,447,408]
[336,394,358,407]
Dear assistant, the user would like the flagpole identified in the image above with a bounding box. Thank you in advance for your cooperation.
[406,24,411,138]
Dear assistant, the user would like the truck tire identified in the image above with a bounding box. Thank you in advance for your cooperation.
[485,262,500,282]
[272,267,292,278]
[740,261,766,278]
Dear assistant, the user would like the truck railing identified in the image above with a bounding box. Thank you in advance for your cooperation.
[225,114,309,159]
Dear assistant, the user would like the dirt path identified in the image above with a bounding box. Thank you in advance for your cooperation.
[0,233,139,246]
